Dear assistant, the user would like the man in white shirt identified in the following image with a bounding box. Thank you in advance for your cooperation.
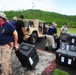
[60,23,68,34]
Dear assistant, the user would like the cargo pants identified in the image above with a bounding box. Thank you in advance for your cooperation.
[46,35,56,49]
[0,43,13,75]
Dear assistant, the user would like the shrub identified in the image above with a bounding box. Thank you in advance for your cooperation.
[54,69,70,75]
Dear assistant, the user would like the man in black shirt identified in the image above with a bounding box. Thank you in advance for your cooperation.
[15,15,25,44]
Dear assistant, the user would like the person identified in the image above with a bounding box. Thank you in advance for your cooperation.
[60,23,68,34]
[10,16,17,26]
[15,15,26,44]
[0,12,19,75]
[45,22,58,50]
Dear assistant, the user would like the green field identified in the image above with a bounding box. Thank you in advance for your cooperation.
[58,28,76,36]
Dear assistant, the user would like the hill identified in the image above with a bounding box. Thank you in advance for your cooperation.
[4,9,76,27]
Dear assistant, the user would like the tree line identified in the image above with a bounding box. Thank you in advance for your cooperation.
[4,9,76,28]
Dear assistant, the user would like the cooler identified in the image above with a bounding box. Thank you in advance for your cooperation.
[56,49,76,69]
[15,42,39,70]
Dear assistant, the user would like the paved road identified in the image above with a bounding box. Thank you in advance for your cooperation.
[36,38,46,49]
[35,38,76,75]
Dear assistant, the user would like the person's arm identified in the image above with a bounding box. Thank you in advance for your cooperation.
[21,21,26,40]
[60,26,64,34]
[54,28,58,37]
[21,27,27,40]
[9,24,19,50]
[21,27,25,36]
[13,30,19,50]
[54,33,58,36]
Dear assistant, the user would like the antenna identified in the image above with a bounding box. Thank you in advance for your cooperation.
[32,0,36,9]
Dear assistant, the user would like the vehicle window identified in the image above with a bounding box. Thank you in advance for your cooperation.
[24,21,28,27]
[28,21,34,27]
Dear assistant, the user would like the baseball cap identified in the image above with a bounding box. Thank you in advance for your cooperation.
[20,14,24,18]
[13,16,17,20]
[52,22,56,25]
[0,12,7,20]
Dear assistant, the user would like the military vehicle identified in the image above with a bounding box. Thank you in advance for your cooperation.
[24,19,48,44]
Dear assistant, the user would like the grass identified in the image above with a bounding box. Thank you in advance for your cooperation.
[68,28,76,34]
[53,69,70,75]
[57,28,76,36]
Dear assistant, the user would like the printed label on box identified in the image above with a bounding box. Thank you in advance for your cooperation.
[68,59,72,65]
[66,45,69,51]
[61,43,65,50]
[61,57,65,62]
[29,57,33,65]
[71,45,75,51]
[72,39,75,43]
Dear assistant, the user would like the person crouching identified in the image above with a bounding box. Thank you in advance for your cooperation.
[45,22,58,50]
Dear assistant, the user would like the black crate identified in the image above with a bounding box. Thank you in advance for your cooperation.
[60,33,70,42]
[60,42,76,52]
[15,42,39,70]
[69,34,76,45]
[60,42,69,51]
[56,49,76,69]
[69,45,76,52]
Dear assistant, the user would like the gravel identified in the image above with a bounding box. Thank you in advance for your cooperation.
[0,49,55,75]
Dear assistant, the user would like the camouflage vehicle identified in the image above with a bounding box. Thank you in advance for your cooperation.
[24,19,48,44]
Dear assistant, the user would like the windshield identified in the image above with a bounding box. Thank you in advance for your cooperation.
[24,21,28,27]
[24,20,34,27]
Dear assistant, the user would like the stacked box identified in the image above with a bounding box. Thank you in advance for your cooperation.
[60,42,69,51]
[69,34,76,45]
[56,49,76,69]
[60,33,70,42]
[15,42,39,70]
[56,33,76,69]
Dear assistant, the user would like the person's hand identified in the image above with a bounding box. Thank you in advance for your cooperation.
[14,43,19,51]
[56,35,59,38]
[54,34,58,37]
[23,36,27,40]
[61,31,64,34]
[23,35,30,40]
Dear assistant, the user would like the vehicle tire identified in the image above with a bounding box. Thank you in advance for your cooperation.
[30,32,38,44]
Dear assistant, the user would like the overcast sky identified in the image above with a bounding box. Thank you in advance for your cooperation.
[0,0,76,15]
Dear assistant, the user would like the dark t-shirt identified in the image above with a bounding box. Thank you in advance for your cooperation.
[15,20,25,44]
[15,20,25,37]
[0,22,15,45]
[48,26,57,35]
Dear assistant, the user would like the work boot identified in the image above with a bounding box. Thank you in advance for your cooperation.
[52,48,56,52]
[45,46,49,50]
